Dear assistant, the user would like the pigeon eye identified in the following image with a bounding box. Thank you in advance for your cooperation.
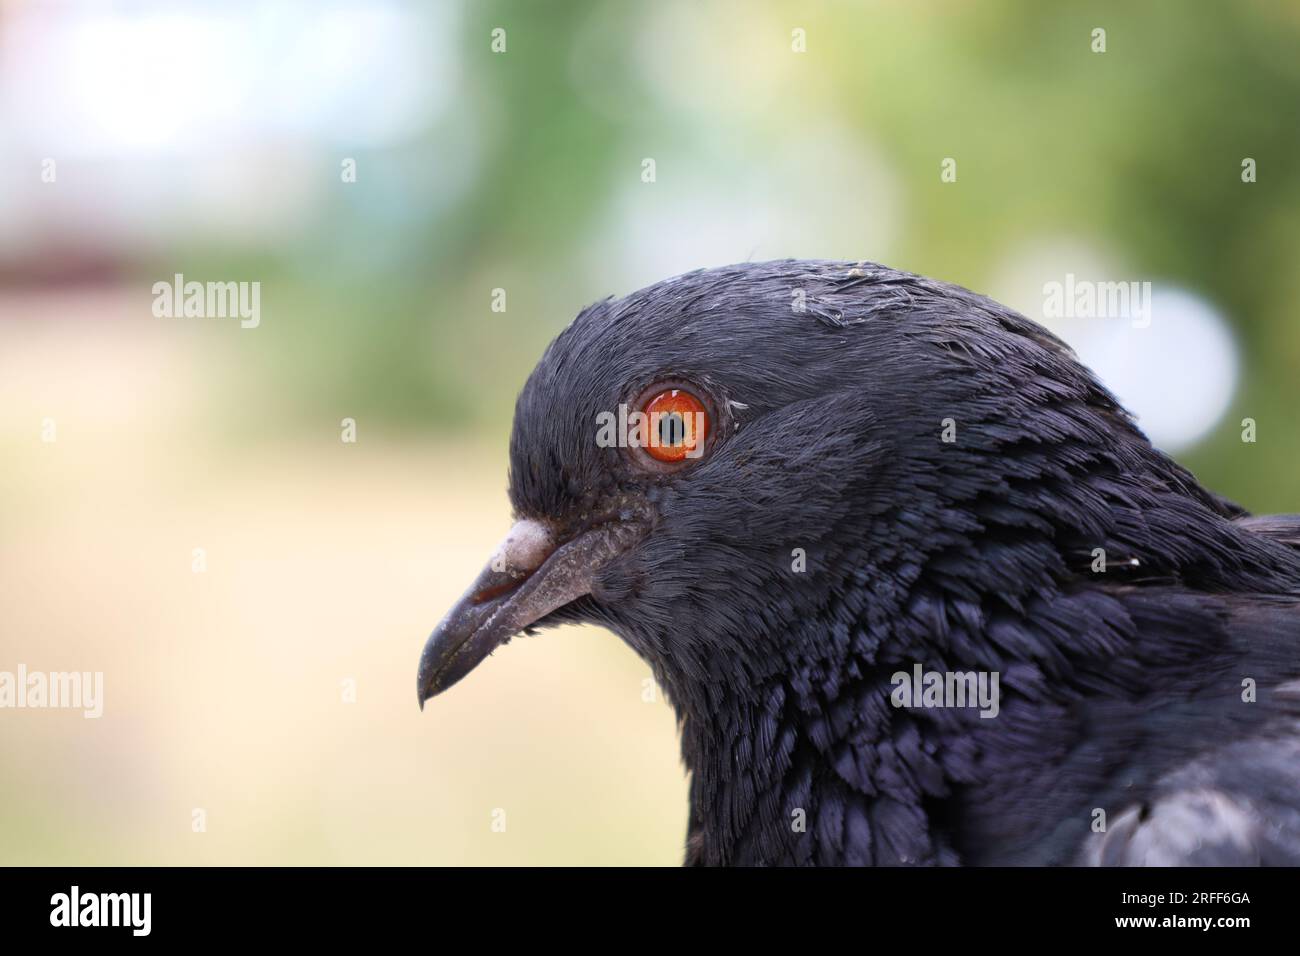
[641,387,709,463]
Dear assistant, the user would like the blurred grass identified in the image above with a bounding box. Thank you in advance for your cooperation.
[0,315,687,865]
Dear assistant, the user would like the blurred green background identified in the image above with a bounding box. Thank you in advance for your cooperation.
[1,0,1297,864]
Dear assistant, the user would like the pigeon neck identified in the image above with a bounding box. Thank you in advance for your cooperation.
[671,664,948,866]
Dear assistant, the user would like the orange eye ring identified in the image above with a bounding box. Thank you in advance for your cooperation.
[641,388,709,463]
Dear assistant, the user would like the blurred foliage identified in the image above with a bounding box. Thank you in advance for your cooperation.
[138,0,1299,510]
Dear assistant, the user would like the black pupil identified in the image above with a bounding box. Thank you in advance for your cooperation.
[659,412,685,446]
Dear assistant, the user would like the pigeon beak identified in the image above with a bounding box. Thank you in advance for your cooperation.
[417,517,644,707]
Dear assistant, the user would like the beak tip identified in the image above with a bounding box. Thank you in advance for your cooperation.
[416,665,436,711]
[416,655,432,711]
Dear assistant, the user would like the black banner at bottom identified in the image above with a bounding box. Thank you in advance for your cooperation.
[0,866,1282,941]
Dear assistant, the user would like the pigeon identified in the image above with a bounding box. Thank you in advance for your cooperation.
[417,259,1300,866]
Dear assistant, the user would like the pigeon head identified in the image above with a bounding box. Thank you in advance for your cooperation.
[418,261,925,705]
[416,259,1284,865]
[418,258,1195,706]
